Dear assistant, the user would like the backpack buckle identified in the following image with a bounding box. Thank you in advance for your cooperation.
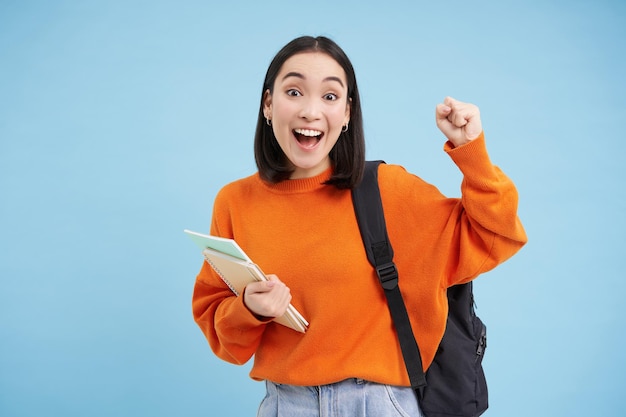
[376,263,398,290]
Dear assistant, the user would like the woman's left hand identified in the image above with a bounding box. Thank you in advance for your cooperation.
[435,97,482,147]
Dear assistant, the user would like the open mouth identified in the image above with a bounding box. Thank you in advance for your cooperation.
[293,128,323,149]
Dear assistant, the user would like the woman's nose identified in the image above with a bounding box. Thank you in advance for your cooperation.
[298,98,322,121]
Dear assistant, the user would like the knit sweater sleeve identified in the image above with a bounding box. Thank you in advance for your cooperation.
[378,132,527,290]
[191,184,268,365]
[442,132,528,286]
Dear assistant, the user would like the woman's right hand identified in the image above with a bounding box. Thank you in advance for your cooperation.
[243,274,292,319]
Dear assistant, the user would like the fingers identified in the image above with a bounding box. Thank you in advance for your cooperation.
[443,97,473,127]
[435,103,452,121]
[243,275,292,319]
[435,96,482,145]
[266,274,281,283]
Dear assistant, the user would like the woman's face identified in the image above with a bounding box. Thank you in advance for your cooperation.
[264,52,351,179]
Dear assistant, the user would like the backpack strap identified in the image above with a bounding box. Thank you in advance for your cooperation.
[352,160,427,390]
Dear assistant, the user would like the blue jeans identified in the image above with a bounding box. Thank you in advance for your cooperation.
[257,378,423,417]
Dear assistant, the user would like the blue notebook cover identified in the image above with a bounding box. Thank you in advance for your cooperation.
[184,229,250,262]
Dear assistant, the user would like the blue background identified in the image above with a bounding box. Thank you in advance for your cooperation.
[1,1,624,416]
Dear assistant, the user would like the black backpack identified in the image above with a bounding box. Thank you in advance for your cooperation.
[351,160,488,417]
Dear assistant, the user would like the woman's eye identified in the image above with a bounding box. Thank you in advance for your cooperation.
[324,93,338,101]
[286,89,302,97]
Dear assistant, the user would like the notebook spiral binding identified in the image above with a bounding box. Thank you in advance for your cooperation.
[202,254,240,296]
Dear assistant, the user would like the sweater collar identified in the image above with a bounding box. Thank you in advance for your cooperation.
[260,166,334,193]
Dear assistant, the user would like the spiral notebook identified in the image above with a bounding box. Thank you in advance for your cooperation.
[184,229,308,333]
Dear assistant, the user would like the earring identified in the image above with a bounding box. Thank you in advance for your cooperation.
[341,123,349,133]
[266,118,272,127]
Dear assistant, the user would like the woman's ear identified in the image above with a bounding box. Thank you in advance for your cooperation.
[263,89,272,118]
[344,97,352,125]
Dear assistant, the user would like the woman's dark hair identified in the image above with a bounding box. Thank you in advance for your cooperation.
[254,36,365,189]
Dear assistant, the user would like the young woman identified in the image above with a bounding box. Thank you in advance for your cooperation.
[192,35,527,417]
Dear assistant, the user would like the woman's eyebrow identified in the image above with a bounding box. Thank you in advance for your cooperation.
[282,72,345,88]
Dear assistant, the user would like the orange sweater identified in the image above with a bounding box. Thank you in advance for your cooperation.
[192,133,527,387]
